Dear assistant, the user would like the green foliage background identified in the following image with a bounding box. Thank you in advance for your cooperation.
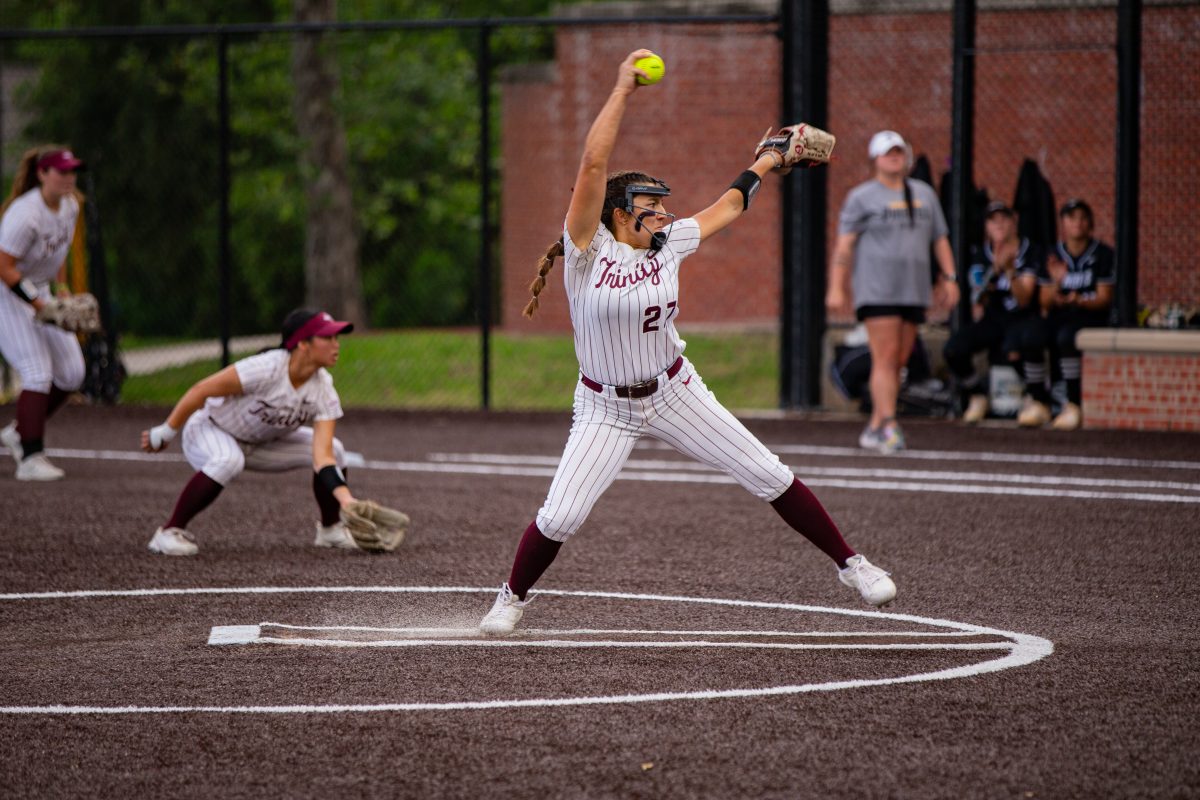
[1,1,570,337]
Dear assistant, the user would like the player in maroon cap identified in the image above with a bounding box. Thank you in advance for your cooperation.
[0,145,88,481]
[139,308,365,555]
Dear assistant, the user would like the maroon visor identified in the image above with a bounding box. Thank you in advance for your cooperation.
[37,150,85,172]
[284,311,353,350]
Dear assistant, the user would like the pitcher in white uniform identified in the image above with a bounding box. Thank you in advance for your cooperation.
[0,146,87,482]
[139,308,363,556]
[479,49,897,635]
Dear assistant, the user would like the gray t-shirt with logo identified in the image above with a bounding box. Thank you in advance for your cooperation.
[838,178,949,309]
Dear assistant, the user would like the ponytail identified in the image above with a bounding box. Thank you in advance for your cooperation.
[902,178,915,227]
[523,240,565,318]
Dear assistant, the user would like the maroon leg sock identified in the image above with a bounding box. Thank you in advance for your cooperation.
[165,472,225,530]
[15,390,50,457]
[46,385,72,417]
[312,469,346,526]
[770,478,856,567]
[507,521,562,600]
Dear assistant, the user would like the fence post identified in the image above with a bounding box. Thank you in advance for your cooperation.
[218,32,232,367]
[950,0,976,327]
[780,0,829,410]
[478,23,493,410]
[1115,0,1141,327]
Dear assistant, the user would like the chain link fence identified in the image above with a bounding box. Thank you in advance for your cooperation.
[2,1,1194,412]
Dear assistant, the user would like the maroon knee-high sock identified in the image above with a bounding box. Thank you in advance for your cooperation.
[46,385,72,417]
[15,390,50,456]
[770,478,856,567]
[165,472,225,530]
[507,521,562,600]
[312,469,346,526]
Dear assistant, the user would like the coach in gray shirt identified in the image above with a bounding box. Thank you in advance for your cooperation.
[826,130,958,454]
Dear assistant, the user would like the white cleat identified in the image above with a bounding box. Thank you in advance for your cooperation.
[839,554,897,606]
[479,583,530,636]
[313,521,358,549]
[148,526,199,556]
[15,453,64,481]
[1,422,22,465]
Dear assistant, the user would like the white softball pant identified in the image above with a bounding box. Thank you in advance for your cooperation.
[182,413,346,487]
[0,290,85,394]
[536,356,795,541]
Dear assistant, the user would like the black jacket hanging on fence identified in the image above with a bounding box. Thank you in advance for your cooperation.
[1012,158,1057,251]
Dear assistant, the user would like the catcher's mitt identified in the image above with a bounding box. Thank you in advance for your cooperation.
[36,293,102,333]
[754,123,836,174]
[340,499,410,553]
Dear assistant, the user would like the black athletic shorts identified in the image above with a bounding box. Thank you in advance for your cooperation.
[856,304,926,324]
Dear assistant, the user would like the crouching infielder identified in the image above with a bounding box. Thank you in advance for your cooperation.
[140,308,408,556]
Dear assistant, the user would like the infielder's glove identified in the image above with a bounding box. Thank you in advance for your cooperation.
[36,293,102,333]
[754,123,837,174]
[340,499,410,553]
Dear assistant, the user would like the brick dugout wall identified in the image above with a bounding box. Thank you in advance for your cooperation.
[500,1,1199,332]
[1079,330,1200,431]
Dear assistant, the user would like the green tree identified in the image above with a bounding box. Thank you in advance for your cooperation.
[2,0,574,336]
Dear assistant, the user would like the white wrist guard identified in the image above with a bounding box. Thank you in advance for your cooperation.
[149,423,177,450]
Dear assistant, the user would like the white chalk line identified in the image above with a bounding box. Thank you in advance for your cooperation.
[45,447,1200,504]
[428,453,1200,493]
[0,586,1053,715]
[255,622,987,637]
[226,622,1009,650]
[253,636,1014,652]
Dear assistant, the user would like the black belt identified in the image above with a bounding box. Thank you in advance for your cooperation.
[580,356,684,399]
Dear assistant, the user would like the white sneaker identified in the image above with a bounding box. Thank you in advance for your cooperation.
[962,394,989,424]
[839,554,897,606]
[858,425,882,450]
[1,422,21,465]
[148,526,199,556]
[1051,402,1082,431]
[479,583,530,635]
[859,422,905,454]
[314,521,358,549]
[15,453,65,481]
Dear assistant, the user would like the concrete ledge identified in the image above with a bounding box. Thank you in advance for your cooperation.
[1076,328,1200,355]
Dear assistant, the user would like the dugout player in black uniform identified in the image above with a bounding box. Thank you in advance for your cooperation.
[943,201,1043,422]
[1018,198,1114,430]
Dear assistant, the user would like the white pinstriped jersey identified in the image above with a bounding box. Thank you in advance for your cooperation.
[0,188,80,291]
[204,349,342,444]
[563,217,701,386]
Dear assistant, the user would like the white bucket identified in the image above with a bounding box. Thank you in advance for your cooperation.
[989,365,1023,417]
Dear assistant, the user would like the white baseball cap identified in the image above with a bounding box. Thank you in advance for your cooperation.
[868,130,907,159]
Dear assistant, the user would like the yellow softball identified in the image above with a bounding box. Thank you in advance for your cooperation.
[635,54,665,85]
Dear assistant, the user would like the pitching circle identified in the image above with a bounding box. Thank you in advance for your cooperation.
[0,585,1053,714]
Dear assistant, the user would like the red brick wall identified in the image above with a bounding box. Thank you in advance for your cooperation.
[1083,352,1200,431]
[500,5,1199,332]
